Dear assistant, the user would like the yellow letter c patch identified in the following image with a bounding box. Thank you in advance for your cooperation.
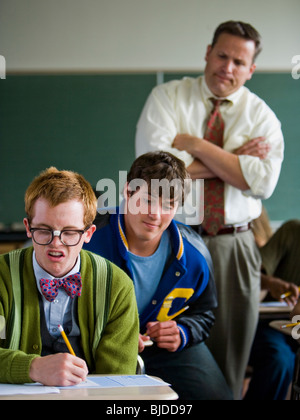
[156,288,194,322]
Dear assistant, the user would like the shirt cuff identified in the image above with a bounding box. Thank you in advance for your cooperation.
[176,323,191,352]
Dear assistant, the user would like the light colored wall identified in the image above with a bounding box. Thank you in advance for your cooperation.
[0,0,299,72]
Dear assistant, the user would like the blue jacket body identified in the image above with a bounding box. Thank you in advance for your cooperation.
[84,208,218,349]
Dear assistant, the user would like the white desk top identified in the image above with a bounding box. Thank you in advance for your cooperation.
[0,375,178,400]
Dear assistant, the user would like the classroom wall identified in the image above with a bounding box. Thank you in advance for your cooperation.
[0,0,299,226]
[1,0,299,72]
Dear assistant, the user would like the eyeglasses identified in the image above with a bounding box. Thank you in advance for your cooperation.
[29,226,90,246]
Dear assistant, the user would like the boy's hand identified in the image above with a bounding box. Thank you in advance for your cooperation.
[29,353,88,386]
[145,321,181,352]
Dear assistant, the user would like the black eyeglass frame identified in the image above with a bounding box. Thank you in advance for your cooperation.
[29,226,90,246]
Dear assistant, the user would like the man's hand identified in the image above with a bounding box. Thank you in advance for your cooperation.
[145,321,181,353]
[173,134,270,191]
[173,134,270,161]
[173,134,200,155]
[233,137,270,159]
[29,353,88,386]
[261,273,299,306]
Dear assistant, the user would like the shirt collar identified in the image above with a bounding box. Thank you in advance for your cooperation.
[117,207,184,261]
[33,251,81,294]
[200,75,244,106]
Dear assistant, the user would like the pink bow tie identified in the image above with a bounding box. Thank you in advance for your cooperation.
[40,273,82,302]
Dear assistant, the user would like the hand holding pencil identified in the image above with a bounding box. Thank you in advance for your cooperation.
[280,286,300,300]
[261,275,299,306]
[279,285,300,307]
[29,325,88,387]
[29,350,88,387]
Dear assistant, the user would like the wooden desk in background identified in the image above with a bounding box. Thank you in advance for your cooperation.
[259,302,291,320]
[269,320,300,344]
[0,230,27,254]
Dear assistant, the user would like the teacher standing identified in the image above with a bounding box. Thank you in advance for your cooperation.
[135,21,284,398]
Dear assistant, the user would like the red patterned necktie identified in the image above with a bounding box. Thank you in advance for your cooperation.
[40,273,82,302]
[201,98,226,236]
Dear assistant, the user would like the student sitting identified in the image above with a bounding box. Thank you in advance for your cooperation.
[245,219,300,400]
[0,167,139,385]
[84,151,232,400]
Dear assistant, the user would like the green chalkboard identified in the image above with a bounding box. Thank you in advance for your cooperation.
[0,72,299,226]
[0,74,156,225]
[245,73,300,222]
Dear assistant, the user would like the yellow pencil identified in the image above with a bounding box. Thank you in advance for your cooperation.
[280,321,300,329]
[280,286,300,299]
[58,324,76,356]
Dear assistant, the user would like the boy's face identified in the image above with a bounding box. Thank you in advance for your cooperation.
[24,198,95,278]
[124,183,178,256]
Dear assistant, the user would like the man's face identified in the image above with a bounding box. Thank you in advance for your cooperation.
[204,33,256,97]
[124,183,178,256]
[24,198,95,278]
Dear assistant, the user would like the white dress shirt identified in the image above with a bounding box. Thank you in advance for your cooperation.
[136,76,284,225]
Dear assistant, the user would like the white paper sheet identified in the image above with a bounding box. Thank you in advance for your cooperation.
[0,383,60,396]
[260,301,288,307]
[61,375,170,389]
[0,375,170,395]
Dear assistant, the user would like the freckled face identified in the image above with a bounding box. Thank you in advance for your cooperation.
[24,198,95,278]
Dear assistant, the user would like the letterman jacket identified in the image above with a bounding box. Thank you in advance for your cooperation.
[84,208,218,350]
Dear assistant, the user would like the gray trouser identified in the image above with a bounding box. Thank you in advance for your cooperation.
[204,229,261,399]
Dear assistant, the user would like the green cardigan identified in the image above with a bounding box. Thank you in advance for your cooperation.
[0,247,139,383]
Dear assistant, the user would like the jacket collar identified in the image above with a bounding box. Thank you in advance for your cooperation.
[116,207,185,263]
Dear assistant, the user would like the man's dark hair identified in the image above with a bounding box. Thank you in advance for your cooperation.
[211,20,262,61]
